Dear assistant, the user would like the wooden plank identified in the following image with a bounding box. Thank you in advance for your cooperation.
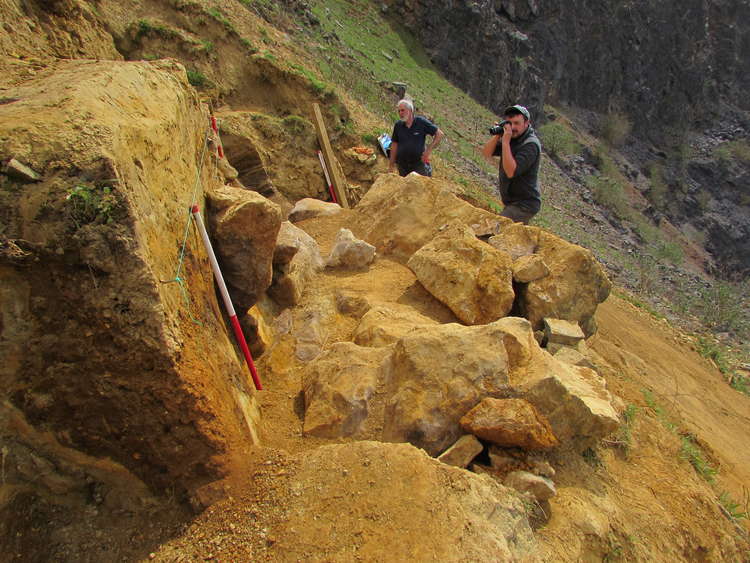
[312,103,349,208]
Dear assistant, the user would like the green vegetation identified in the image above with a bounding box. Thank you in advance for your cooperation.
[186,69,208,87]
[714,139,750,164]
[647,163,668,208]
[599,110,632,147]
[206,7,235,33]
[696,336,731,375]
[612,404,638,456]
[289,63,331,95]
[281,114,312,136]
[66,182,120,227]
[309,0,498,176]
[718,491,749,521]
[587,174,631,221]
[679,435,717,483]
[198,39,214,53]
[538,121,579,158]
[134,19,181,40]
[641,389,677,432]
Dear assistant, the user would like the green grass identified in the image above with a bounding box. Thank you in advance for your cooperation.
[134,19,181,40]
[718,491,748,521]
[289,63,331,95]
[679,435,717,483]
[641,389,677,432]
[309,0,498,175]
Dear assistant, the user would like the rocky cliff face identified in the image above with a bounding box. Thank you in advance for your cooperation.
[387,0,749,128]
[386,0,750,275]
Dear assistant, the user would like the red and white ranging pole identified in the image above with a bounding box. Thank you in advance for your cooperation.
[190,204,262,391]
[317,150,337,204]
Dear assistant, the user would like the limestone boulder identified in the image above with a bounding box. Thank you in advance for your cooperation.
[512,254,549,283]
[353,303,438,347]
[407,223,515,325]
[519,230,611,336]
[268,221,324,308]
[544,317,585,346]
[521,357,620,443]
[206,185,282,310]
[437,435,484,468]
[460,398,558,450]
[354,173,511,260]
[289,198,342,222]
[383,322,517,455]
[326,228,376,269]
[302,343,386,438]
[504,470,557,502]
[488,222,540,259]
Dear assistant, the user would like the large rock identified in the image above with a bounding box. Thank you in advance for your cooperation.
[353,303,438,347]
[354,173,511,260]
[302,343,387,438]
[460,398,558,450]
[383,322,517,455]
[289,198,342,222]
[505,227,611,336]
[488,222,540,260]
[268,221,324,308]
[521,358,620,443]
[326,228,376,269]
[407,223,515,325]
[206,185,282,310]
[544,317,585,346]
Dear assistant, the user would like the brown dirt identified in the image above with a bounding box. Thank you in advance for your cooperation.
[142,211,750,562]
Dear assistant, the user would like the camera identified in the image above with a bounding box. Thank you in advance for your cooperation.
[488,120,509,136]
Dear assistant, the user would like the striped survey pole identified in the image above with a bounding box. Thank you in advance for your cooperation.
[191,204,262,390]
[317,150,337,204]
[210,115,224,158]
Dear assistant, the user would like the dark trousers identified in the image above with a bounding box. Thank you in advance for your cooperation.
[398,161,432,177]
[500,204,537,225]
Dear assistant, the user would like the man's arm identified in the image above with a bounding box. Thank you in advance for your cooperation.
[421,128,445,163]
[500,123,517,177]
[481,134,501,163]
[388,142,398,172]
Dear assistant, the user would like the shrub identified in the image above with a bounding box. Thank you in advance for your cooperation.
[539,122,579,159]
[186,69,208,87]
[680,435,717,483]
[714,139,750,164]
[648,163,668,208]
[599,110,632,147]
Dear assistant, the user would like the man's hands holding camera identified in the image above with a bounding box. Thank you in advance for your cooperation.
[488,119,511,138]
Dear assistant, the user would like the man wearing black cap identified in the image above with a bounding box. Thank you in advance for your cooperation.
[481,104,542,224]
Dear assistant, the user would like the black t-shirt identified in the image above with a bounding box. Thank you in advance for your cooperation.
[391,116,438,165]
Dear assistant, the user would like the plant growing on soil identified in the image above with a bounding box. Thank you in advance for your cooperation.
[66,182,120,227]
[186,69,208,87]
[599,110,632,147]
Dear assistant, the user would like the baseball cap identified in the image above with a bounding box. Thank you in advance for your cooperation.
[503,104,530,120]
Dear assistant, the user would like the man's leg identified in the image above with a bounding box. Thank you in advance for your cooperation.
[500,204,536,225]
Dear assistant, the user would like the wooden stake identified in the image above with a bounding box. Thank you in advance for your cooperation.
[312,103,349,208]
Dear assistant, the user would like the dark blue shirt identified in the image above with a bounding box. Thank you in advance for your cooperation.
[391,116,438,166]
[492,126,542,213]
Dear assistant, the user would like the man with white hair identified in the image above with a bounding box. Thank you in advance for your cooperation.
[388,99,445,177]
